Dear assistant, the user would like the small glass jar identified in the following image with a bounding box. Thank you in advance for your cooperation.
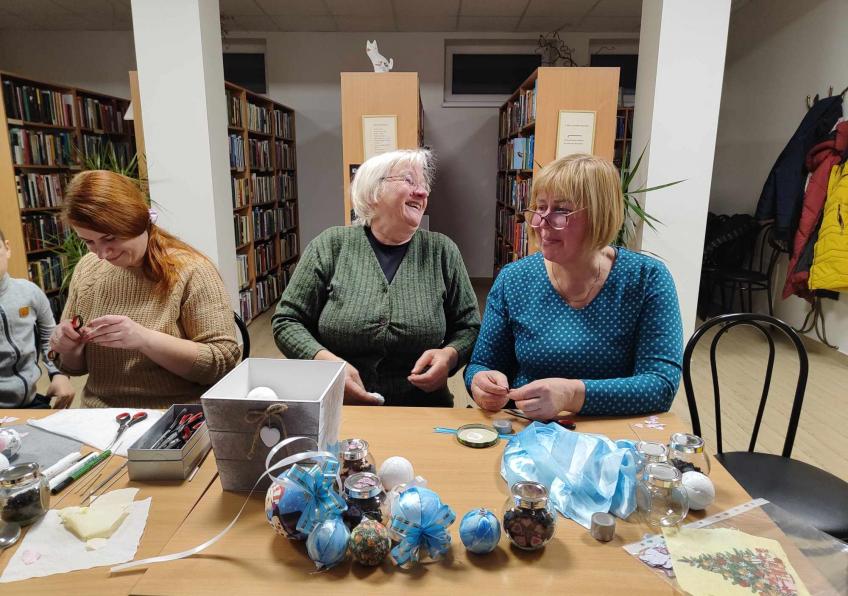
[636,462,689,529]
[0,462,50,527]
[338,438,376,484]
[668,432,711,476]
[501,481,557,551]
[635,440,668,476]
[342,472,387,530]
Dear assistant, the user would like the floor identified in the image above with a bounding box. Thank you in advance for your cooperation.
[42,280,848,482]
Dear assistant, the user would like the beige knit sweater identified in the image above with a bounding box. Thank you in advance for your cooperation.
[59,252,240,408]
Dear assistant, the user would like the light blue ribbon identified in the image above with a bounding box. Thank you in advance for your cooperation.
[283,458,348,535]
[389,487,455,568]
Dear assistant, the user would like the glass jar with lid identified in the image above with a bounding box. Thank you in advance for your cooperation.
[636,462,689,529]
[0,462,50,526]
[668,432,711,476]
[501,481,557,551]
[635,440,668,476]
[342,472,387,530]
[338,438,376,484]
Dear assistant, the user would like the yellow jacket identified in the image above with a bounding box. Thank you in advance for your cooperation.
[810,163,848,292]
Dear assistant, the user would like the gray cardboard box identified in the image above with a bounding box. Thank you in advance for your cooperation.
[201,358,345,492]
[127,403,211,481]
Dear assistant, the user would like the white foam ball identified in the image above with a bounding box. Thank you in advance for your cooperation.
[682,471,715,510]
[0,453,8,471]
[378,456,414,491]
[0,429,21,459]
[246,386,279,400]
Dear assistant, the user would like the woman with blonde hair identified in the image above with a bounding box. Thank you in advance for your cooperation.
[48,170,239,408]
[465,153,683,418]
[273,148,480,407]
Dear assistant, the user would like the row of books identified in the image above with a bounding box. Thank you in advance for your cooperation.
[229,134,245,170]
[274,141,295,170]
[238,288,254,322]
[495,208,528,269]
[234,214,250,246]
[274,110,293,139]
[280,201,296,230]
[497,135,535,171]
[2,80,75,127]
[616,112,631,140]
[276,172,295,201]
[247,102,271,134]
[48,292,67,325]
[29,253,66,293]
[22,213,67,252]
[9,128,73,167]
[250,173,275,204]
[254,241,277,276]
[16,172,68,210]
[232,176,248,209]
[78,96,126,133]
[253,206,284,241]
[499,80,537,139]
[249,139,271,171]
[226,88,243,128]
[81,136,132,166]
[236,254,249,288]
[255,267,288,313]
[281,231,298,262]
[497,174,532,212]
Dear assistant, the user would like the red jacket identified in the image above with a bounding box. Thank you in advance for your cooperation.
[783,121,848,299]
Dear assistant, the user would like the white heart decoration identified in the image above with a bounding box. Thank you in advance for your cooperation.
[259,426,281,448]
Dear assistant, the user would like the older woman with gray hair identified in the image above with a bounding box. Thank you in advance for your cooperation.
[272,148,480,406]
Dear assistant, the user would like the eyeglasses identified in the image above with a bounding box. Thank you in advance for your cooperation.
[381,174,430,193]
[520,207,585,230]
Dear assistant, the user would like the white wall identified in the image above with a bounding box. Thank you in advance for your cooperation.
[711,0,848,353]
[1,29,636,279]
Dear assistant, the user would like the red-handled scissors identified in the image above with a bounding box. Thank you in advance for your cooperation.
[48,315,84,361]
[108,411,148,450]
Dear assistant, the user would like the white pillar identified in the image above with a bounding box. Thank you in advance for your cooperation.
[632,0,731,338]
[131,0,237,310]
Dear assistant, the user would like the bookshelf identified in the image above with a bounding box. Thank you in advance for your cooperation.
[225,82,300,325]
[614,106,634,170]
[340,72,423,225]
[0,71,135,320]
[493,67,620,277]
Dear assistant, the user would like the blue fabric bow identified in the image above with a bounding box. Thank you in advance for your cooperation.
[389,487,455,568]
[501,422,637,529]
[282,458,347,535]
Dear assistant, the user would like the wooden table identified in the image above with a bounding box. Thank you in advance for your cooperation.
[127,407,752,595]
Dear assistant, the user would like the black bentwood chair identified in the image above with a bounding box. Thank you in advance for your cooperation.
[234,312,250,361]
[683,313,848,541]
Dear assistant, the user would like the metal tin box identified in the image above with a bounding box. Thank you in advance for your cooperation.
[127,403,211,481]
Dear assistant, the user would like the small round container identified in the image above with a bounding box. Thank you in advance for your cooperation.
[492,419,513,434]
[456,424,500,449]
[668,433,711,476]
[0,462,50,527]
[636,462,689,529]
[635,440,669,476]
[338,438,376,484]
[501,481,557,550]
[342,472,387,530]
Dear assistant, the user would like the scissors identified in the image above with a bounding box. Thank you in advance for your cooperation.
[48,315,84,361]
[76,411,148,495]
[505,408,576,430]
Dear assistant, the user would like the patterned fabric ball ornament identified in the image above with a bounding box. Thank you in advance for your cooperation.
[0,429,22,459]
[306,517,350,570]
[265,474,312,540]
[349,518,391,566]
[389,486,455,568]
[459,508,501,554]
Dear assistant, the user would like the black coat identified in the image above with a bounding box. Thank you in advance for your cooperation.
[754,95,843,244]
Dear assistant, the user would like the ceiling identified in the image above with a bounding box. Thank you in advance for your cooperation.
[0,0,646,32]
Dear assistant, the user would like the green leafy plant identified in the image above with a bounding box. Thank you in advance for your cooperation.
[55,229,89,292]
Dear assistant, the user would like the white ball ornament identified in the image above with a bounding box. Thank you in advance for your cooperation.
[0,453,9,471]
[378,456,414,491]
[682,471,715,510]
[246,386,279,400]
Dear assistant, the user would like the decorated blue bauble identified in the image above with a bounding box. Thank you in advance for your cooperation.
[306,517,350,570]
[265,474,311,540]
[389,486,455,568]
[459,508,501,554]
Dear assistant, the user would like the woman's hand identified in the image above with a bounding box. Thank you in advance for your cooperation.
[470,369,510,411]
[341,362,383,405]
[46,374,75,408]
[508,378,585,420]
[49,319,86,355]
[81,315,151,350]
[408,347,457,393]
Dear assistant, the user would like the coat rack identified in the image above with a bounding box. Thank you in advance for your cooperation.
[806,85,848,110]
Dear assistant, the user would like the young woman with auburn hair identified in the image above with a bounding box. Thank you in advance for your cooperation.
[48,170,239,408]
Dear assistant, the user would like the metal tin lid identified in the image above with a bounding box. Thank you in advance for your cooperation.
[0,462,41,488]
[456,424,500,449]
[340,438,369,461]
[636,440,668,462]
[511,481,549,509]
[644,462,682,488]
[344,472,383,499]
[669,432,705,454]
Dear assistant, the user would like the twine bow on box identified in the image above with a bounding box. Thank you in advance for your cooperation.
[389,487,455,568]
[245,403,289,459]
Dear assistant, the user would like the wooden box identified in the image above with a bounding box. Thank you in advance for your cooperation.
[201,358,345,492]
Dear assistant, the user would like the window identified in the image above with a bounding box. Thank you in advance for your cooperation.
[222,39,267,94]
[444,40,541,107]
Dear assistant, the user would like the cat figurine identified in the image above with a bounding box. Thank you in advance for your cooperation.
[366,40,394,72]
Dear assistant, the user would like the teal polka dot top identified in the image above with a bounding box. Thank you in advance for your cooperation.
[464,248,683,416]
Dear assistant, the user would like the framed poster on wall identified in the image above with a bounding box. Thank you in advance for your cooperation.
[555,110,596,159]
[362,115,398,160]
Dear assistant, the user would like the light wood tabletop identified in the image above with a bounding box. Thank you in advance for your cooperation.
[126,407,752,596]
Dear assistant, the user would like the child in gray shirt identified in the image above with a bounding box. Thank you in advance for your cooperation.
[0,228,75,408]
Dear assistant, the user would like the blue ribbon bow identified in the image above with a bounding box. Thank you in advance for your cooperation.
[282,458,347,535]
[389,487,455,568]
